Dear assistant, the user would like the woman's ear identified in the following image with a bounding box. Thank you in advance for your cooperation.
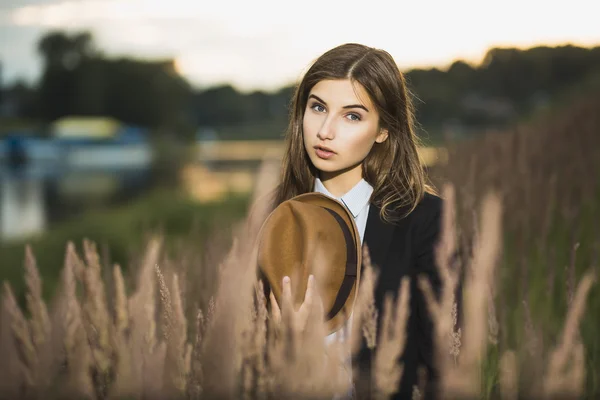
[375,128,389,143]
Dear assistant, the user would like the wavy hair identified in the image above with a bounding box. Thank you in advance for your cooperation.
[272,43,436,223]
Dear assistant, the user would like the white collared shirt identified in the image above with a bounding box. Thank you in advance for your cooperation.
[314,177,372,245]
[313,176,374,398]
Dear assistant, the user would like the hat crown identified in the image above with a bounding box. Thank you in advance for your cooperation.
[257,193,362,334]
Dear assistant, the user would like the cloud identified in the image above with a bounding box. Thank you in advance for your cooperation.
[9,0,134,27]
[0,0,58,12]
[1,0,598,90]
[6,0,288,30]
[0,25,46,84]
[1,0,332,89]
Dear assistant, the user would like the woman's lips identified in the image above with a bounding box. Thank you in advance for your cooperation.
[315,147,335,160]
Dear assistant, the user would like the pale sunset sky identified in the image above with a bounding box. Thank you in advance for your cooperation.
[0,0,598,92]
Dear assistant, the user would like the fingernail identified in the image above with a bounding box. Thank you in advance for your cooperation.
[309,274,314,282]
[283,276,290,284]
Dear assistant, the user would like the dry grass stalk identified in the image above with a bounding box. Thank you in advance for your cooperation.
[456,192,502,397]
[566,242,580,307]
[449,301,462,363]
[2,282,37,394]
[200,228,258,398]
[349,246,380,396]
[240,280,269,400]
[522,300,541,358]
[24,245,51,366]
[19,245,53,394]
[253,282,269,400]
[109,263,134,399]
[65,241,86,283]
[546,247,557,302]
[373,277,410,400]
[353,246,379,352]
[427,184,461,347]
[499,350,518,400]
[412,386,421,400]
[155,265,173,341]
[54,243,95,398]
[187,307,205,398]
[80,240,113,397]
[245,156,280,245]
[542,270,596,399]
[156,268,192,398]
[418,184,462,395]
[485,257,499,347]
[0,288,25,398]
[111,264,129,338]
[421,189,502,399]
[125,237,162,397]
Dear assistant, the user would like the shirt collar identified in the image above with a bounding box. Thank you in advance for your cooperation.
[314,177,373,218]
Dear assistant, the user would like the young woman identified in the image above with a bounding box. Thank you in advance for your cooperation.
[264,43,443,400]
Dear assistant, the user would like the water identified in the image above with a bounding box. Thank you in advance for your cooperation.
[0,155,152,243]
[0,168,47,240]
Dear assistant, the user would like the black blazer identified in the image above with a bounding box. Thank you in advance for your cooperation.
[353,192,443,400]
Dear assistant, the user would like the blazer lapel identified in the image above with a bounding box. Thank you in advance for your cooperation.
[362,204,396,275]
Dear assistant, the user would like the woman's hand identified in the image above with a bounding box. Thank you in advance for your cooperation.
[269,274,319,332]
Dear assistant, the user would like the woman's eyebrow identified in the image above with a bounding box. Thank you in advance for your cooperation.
[308,94,370,113]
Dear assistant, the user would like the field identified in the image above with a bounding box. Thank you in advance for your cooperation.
[0,88,598,400]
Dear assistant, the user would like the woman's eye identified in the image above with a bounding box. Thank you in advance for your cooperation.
[311,104,326,113]
[346,113,361,121]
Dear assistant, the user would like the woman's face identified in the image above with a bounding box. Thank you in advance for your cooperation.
[302,79,388,181]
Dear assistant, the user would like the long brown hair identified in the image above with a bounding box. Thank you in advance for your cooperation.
[273,43,436,223]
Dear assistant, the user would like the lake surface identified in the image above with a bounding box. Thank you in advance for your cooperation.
[0,161,152,242]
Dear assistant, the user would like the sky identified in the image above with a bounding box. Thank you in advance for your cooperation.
[0,0,598,92]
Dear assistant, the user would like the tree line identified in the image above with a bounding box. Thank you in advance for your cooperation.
[2,30,599,140]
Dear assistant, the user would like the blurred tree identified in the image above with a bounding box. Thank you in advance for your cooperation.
[192,84,248,126]
[446,61,476,92]
[479,45,598,107]
[24,30,600,138]
[38,31,97,70]
[35,30,192,131]
[104,58,191,129]
[406,67,460,125]
[190,84,290,128]
[1,80,38,119]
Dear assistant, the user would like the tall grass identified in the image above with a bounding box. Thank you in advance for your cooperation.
[429,88,600,399]
[0,91,598,399]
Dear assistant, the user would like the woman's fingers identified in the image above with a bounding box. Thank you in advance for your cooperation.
[269,291,281,323]
[281,276,295,319]
[305,274,315,301]
[282,276,292,299]
[300,275,315,313]
[272,274,321,332]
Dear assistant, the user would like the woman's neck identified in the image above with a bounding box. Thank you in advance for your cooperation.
[319,165,363,198]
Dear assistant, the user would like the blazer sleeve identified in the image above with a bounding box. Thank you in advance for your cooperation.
[413,195,443,396]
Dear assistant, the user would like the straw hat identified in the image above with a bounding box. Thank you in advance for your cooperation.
[257,192,362,334]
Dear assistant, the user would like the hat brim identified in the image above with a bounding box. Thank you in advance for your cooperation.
[257,192,363,334]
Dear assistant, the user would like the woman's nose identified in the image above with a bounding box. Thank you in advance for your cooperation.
[316,117,335,141]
